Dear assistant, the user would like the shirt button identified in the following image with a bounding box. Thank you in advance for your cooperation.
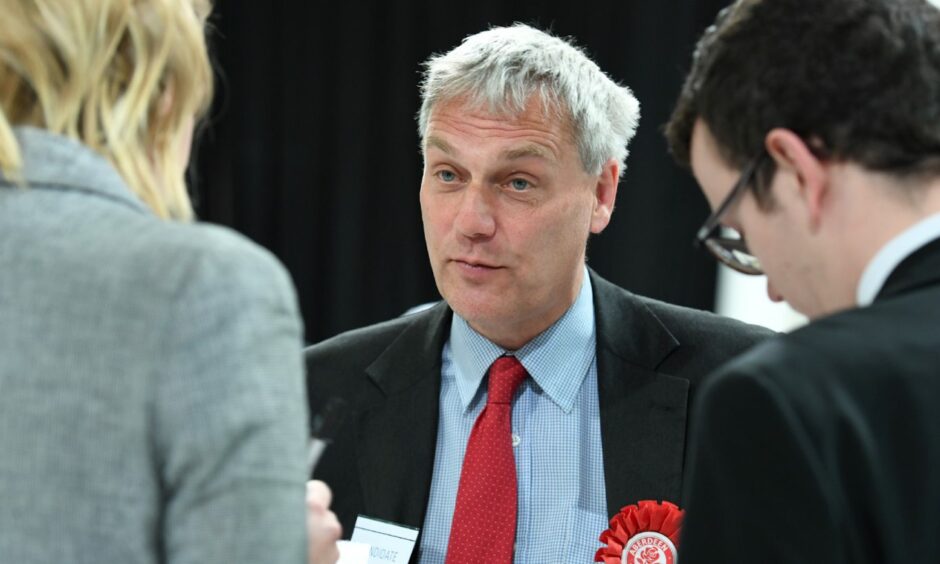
[511,433,521,447]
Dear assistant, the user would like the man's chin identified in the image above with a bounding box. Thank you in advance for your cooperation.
[445,293,510,326]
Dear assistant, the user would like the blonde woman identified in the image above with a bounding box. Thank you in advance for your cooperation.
[0,1,338,562]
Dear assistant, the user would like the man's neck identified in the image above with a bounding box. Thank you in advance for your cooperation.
[842,176,940,306]
[470,306,572,351]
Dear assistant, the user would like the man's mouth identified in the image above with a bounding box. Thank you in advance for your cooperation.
[453,259,502,270]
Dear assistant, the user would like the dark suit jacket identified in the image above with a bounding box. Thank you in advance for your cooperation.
[305,269,771,559]
[681,238,940,564]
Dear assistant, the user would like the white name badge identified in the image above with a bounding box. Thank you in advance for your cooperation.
[350,515,419,564]
[336,540,371,564]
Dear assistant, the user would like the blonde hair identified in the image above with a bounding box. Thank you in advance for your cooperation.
[0,0,214,220]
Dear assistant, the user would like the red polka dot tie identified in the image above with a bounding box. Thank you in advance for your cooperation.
[445,355,528,564]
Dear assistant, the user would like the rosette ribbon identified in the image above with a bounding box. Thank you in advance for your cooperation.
[595,500,684,564]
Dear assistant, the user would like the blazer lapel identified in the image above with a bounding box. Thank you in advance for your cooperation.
[355,302,452,529]
[590,271,690,517]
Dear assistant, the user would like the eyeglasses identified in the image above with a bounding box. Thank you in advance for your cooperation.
[693,153,767,275]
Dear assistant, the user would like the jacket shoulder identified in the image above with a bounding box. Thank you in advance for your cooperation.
[639,295,774,379]
[304,305,446,393]
[638,294,775,352]
[590,269,772,351]
[306,313,419,363]
[589,270,773,382]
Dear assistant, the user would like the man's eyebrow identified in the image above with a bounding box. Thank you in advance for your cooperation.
[501,144,552,160]
[424,136,454,155]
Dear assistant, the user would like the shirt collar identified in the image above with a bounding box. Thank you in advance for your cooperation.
[857,213,940,306]
[449,267,596,413]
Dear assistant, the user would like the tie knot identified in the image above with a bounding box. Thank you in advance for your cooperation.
[486,356,527,404]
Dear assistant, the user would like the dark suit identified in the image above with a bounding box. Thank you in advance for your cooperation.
[306,270,771,559]
[681,238,940,563]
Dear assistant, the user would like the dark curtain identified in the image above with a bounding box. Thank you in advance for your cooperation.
[194,0,729,344]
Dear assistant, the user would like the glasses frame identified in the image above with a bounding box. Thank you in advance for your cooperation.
[693,152,768,275]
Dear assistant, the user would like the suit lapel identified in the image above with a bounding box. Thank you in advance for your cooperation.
[590,271,691,517]
[355,302,452,529]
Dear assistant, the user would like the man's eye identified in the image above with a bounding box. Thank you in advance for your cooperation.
[509,178,530,191]
[436,170,457,182]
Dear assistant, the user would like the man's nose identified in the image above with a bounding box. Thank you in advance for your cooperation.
[454,182,496,241]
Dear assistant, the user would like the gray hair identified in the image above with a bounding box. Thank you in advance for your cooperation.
[417,23,640,177]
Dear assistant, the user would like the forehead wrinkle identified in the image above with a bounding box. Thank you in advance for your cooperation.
[427,99,572,159]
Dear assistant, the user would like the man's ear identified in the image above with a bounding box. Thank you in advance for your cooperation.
[590,158,619,234]
[764,128,828,229]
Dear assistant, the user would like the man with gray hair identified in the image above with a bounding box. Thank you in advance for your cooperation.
[306,24,769,563]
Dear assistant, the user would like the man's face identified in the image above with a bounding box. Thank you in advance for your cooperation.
[690,119,825,317]
[420,97,615,349]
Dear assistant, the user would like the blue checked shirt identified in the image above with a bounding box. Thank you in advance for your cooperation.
[418,269,608,563]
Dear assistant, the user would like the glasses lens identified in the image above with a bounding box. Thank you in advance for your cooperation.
[704,230,763,275]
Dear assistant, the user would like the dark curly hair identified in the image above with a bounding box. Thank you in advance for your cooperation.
[665,0,940,207]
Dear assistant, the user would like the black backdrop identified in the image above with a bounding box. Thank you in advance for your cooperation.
[193,0,729,344]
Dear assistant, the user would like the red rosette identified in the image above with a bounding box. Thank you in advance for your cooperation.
[595,500,684,564]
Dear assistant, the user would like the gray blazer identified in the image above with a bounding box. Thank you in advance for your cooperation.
[0,128,308,564]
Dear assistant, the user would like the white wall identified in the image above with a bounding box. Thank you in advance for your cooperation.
[714,265,807,332]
